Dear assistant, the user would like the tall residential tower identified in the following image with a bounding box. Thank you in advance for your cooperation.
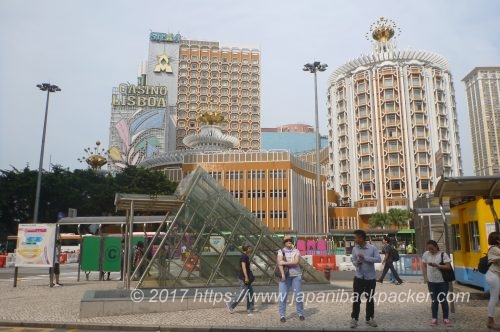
[463,67,500,176]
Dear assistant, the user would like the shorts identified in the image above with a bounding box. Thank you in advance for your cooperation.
[54,263,60,275]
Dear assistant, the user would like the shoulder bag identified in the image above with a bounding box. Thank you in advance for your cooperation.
[440,252,455,282]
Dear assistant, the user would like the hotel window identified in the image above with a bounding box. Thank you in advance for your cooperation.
[359,118,369,129]
[357,82,366,93]
[221,88,229,95]
[389,166,400,177]
[221,73,228,79]
[211,64,218,70]
[362,182,372,192]
[420,180,430,190]
[415,101,423,111]
[359,130,369,141]
[418,152,428,163]
[417,139,426,151]
[253,211,266,219]
[383,76,394,88]
[222,58,228,63]
[230,190,243,199]
[387,114,397,125]
[270,189,287,198]
[211,57,218,62]
[232,73,239,79]
[190,86,197,93]
[360,143,370,155]
[358,94,367,105]
[385,102,395,112]
[361,169,371,181]
[209,172,222,181]
[248,170,266,179]
[191,63,198,69]
[231,64,239,71]
[411,75,421,86]
[222,65,228,71]
[232,58,238,63]
[419,166,429,177]
[415,113,425,125]
[388,140,398,152]
[225,171,243,179]
[384,89,394,99]
[361,156,371,167]
[389,153,399,164]
[412,88,422,99]
[230,123,239,130]
[247,190,266,198]
[211,71,218,78]
[416,126,426,138]
[200,79,208,86]
[252,59,259,65]
[178,120,185,128]
[358,106,368,118]
[390,180,401,191]
[270,170,287,178]
[201,63,208,70]
[270,211,287,219]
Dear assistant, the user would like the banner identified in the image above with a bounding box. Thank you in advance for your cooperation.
[15,224,56,267]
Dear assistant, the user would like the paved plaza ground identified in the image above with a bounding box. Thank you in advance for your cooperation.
[0,270,493,331]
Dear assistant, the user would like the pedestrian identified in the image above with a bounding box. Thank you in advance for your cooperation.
[407,242,415,254]
[350,229,381,328]
[377,236,403,285]
[486,232,500,329]
[133,241,145,280]
[227,244,256,315]
[120,239,125,281]
[422,240,453,327]
[277,235,305,323]
[51,240,63,287]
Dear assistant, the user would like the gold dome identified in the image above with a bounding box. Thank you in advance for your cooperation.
[198,112,225,125]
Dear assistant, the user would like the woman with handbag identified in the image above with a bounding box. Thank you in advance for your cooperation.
[277,236,305,323]
[422,240,453,327]
[486,232,500,329]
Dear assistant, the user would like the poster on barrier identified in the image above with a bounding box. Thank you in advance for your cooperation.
[15,224,56,267]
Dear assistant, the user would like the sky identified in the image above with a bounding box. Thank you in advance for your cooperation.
[0,0,499,175]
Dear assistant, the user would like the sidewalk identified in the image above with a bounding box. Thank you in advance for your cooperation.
[0,274,492,331]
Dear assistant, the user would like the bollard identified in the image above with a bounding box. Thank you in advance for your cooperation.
[324,265,331,280]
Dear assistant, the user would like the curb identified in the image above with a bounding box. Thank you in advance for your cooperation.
[0,321,492,332]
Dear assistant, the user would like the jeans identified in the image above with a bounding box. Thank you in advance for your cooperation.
[427,282,449,319]
[486,269,500,318]
[351,277,376,321]
[379,261,403,283]
[278,275,304,317]
[229,279,254,310]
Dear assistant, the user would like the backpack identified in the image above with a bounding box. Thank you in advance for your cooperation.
[389,245,400,261]
[478,248,492,274]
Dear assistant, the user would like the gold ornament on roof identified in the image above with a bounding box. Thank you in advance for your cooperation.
[198,111,225,125]
[366,17,401,43]
[78,141,108,171]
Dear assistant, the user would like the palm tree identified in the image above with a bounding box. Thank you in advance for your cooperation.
[369,212,392,229]
[388,208,412,229]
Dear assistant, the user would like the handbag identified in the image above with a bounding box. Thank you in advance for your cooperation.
[440,252,455,282]
[274,249,290,279]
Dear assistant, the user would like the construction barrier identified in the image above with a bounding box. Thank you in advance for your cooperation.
[0,255,6,268]
[6,254,15,267]
[312,255,336,271]
[59,253,68,264]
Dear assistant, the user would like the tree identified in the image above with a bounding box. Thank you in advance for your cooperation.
[369,212,392,229]
[0,165,177,241]
[388,208,412,229]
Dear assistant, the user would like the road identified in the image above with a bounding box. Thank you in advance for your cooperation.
[0,263,361,283]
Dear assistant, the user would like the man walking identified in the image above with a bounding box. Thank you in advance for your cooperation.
[227,244,256,315]
[377,236,403,285]
[350,230,381,328]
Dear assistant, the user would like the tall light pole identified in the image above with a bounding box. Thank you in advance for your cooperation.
[33,83,61,223]
[303,61,327,234]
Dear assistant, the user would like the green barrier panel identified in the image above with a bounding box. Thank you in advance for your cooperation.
[81,237,101,271]
[81,236,145,272]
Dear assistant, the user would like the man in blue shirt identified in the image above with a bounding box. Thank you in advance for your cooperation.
[350,230,381,328]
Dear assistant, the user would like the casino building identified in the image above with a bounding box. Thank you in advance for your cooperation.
[108,32,261,172]
[326,18,463,228]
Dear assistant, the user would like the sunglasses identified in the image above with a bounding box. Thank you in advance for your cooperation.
[284,240,293,243]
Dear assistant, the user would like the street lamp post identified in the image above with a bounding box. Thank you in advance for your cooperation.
[33,83,61,223]
[303,61,327,234]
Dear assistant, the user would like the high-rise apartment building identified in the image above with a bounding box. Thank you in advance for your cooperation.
[175,41,261,151]
[327,18,463,226]
[463,67,500,176]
